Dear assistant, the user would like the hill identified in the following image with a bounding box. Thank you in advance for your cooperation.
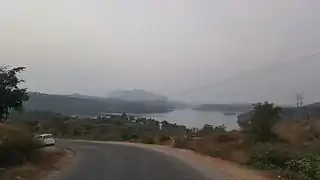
[193,103,252,113]
[108,89,189,109]
[108,89,168,101]
[25,92,175,115]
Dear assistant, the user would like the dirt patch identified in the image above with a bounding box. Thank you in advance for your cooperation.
[42,148,75,180]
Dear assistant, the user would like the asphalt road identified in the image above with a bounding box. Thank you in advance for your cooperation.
[53,140,210,180]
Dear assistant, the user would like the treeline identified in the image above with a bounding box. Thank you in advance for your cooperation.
[237,102,320,129]
[9,110,191,144]
[9,110,227,144]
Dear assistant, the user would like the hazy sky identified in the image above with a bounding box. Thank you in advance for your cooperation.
[1,0,320,104]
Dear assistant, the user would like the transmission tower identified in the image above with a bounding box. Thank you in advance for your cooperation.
[294,93,304,121]
[296,93,304,108]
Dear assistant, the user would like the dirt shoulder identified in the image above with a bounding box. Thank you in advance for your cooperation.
[43,147,75,180]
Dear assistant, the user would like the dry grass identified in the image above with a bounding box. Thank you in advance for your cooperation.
[1,123,66,180]
[228,149,249,164]
[30,148,66,170]
[172,120,320,180]
[273,121,314,144]
[273,120,320,154]
[176,131,250,164]
[4,164,39,180]
[2,148,66,180]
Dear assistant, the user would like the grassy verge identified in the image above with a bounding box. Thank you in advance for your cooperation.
[0,123,67,180]
[172,121,320,180]
[1,147,66,180]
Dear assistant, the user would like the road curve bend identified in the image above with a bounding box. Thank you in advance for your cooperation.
[50,139,227,180]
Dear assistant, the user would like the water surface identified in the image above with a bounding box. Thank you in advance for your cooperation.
[133,109,239,130]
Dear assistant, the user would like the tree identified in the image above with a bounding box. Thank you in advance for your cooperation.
[198,124,214,136]
[0,66,29,121]
[214,124,226,133]
[247,101,282,142]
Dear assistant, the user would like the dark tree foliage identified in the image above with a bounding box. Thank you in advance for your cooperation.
[0,66,29,121]
[248,101,282,142]
[197,124,214,136]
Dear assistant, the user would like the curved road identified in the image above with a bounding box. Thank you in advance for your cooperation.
[53,140,211,180]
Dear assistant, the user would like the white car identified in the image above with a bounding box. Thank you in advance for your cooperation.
[36,134,56,146]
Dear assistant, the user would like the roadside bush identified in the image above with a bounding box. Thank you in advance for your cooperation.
[0,124,41,167]
[286,154,320,180]
[228,149,249,164]
[158,135,171,142]
[247,102,281,142]
[173,139,189,149]
[29,148,65,170]
[249,143,295,170]
[141,136,156,144]
[249,143,320,180]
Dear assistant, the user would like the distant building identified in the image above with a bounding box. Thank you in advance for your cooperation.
[89,116,98,120]
[191,127,199,133]
[159,122,163,130]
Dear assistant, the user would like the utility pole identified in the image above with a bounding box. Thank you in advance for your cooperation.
[296,93,304,108]
[295,93,304,120]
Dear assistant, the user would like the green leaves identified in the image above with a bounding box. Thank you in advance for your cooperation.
[286,154,320,180]
[0,66,28,121]
[249,143,320,180]
[247,102,282,142]
[249,143,293,170]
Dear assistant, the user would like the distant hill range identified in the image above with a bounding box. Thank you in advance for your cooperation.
[237,103,320,129]
[24,90,188,115]
[108,89,189,109]
[25,92,176,115]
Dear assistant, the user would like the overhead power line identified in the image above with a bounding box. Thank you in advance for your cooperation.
[172,53,318,96]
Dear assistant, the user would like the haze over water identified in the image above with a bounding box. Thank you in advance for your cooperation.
[130,109,239,130]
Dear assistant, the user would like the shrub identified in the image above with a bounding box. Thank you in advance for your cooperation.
[229,150,249,164]
[247,102,282,142]
[286,154,320,180]
[141,136,156,144]
[213,132,239,144]
[249,143,295,170]
[173,139,189,149]
[204,149,223,157]
[159,135,171,142]
[0,124,41,167]
[29,148,65,170]
[249,143,320,180]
